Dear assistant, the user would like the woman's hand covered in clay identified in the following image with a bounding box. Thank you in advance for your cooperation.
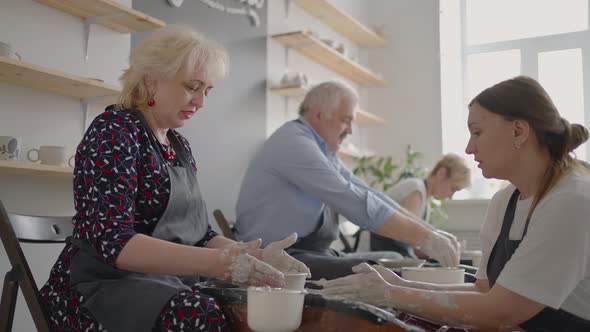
[320,264,396,307]
[262,233,311,277]
[220,240,285,287]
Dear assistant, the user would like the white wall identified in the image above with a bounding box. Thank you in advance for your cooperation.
[0,0,131,330]
[133,0,269,226]
[364,0,488,242]
[367,0,442,167]
[266,0,370,150]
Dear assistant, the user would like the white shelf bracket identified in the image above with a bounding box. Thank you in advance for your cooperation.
[84,12,126,61]
[284,46,290,68]
[285,0,291,18]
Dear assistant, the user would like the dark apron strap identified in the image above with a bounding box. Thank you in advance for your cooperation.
[487,189,590,330]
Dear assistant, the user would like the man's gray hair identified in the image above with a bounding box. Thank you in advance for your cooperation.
[299,81,358,116]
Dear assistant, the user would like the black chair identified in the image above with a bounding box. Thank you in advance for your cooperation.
[0,200,73,332]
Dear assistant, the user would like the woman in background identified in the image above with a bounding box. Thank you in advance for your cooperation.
[371,153,471,258]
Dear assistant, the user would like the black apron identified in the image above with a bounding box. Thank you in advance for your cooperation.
[69,115,211,332]
[487,189,590,331]
[286,206,373,280]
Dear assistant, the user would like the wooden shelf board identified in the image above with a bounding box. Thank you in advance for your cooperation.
[356,109,386,126]
[338,147,374,159]
[35,0,165,33]
[0,161,73,177]
[293,0,386,47]
[272,31,386,87]
[270,85,309,97]
[0,56,120,100]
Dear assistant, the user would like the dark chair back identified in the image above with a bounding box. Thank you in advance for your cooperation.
[0,200,73,332]
[212,209,236,240]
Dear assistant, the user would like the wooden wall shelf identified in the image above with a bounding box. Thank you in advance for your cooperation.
[338,147,374,159]
[356,109,385,126]
[35,0,165,33]
[270,85,309,97]
[0,161,73,177]
[293,0,386,47]
[0,56,120,100]
[272,31,386,86]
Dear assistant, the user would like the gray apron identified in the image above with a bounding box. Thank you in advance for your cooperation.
[69,118,211,332]
[488,189,590,331]
[287,206,371,280]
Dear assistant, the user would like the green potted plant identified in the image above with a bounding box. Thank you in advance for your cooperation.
[352,145,448,227]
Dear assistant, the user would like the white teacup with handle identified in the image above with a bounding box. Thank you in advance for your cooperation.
[0,42,22,60]
[27,146,74,167]
[0,136,21,160]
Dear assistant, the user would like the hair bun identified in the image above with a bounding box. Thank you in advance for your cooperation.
[567,122,589,152]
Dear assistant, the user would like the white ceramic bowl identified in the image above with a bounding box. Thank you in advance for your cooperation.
[247,287,306,332]
[401,267,465,284]
[283,272,308,291]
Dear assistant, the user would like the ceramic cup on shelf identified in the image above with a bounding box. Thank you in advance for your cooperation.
[0,42,22,60]
[27,146,74,167]
[0,136,21,160]
[280,72,308,88]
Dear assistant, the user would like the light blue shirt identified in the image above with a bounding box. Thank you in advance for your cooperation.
[234,117,401,246]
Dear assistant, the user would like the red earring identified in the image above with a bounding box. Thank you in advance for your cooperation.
[147,99,155,107]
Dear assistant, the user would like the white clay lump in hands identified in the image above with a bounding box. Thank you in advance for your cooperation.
[220,240,286,287]
[262,233,311,277]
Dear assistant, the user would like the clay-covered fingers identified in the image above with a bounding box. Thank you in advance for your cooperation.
[417,231,460,268]
[280,254,311,276]
[351,262,374,274]
[371,265,406,286]
[437,230,461,252]
[226,239,262,257]
[262,233,311,277]
[265,233,298,251]
[249,258,286,287]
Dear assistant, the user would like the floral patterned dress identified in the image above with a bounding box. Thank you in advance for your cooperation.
[40,106,228,332]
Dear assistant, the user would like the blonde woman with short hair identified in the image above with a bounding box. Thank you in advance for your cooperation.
[371,153,471,257]
[40,25,308,332]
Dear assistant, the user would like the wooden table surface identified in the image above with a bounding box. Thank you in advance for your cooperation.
[199,282,485,332]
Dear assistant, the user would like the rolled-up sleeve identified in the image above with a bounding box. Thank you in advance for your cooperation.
[272,132,397,230]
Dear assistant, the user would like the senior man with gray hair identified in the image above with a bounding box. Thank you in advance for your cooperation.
[234,81,460,280]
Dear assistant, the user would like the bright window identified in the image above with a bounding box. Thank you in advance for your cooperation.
[538,49,586,160]
[466,50,521,100]
[466,0,588,45]
[440,0,590,199]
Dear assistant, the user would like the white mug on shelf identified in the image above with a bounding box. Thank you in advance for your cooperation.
[27,146,74,167]
[0,42,22,60]
[0,136,21,160]
[280,72,308,88]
